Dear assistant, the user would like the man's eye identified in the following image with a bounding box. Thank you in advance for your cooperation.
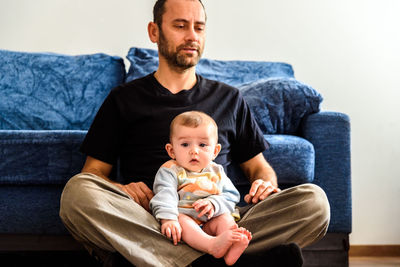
[175,24,184,29]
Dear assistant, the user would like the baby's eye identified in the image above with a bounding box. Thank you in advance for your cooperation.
[199,143,208,147]
[181,143,189,147]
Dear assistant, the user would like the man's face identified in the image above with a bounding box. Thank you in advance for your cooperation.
[157,0,206,71]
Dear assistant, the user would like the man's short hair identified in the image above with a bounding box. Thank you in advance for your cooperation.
[169,111,218,142]
[153,0,206,28]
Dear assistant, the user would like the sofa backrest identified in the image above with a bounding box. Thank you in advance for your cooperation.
[0,49,126,130]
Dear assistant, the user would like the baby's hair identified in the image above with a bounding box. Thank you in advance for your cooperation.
[169,111,218,142]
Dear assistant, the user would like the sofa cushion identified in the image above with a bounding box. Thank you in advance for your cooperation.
[227,134,314,187]
[239,78,323,134]
[0,130,86,185]
[125,47,294,86]
[0,49,126,130]
[263,135,315,184]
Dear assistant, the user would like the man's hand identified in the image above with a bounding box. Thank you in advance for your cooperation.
[244,179,281,204]
[161,219,182,245]
[193,199,214,219]
[118,182,154,211]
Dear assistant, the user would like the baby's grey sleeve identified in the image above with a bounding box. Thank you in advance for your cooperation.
[150,167,180,221]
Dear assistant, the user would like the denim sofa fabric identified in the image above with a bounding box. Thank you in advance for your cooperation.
[0,130,86,185]
[264,135,315,185]
[239,78,323,134]
[301,112,352,233]
[0,186,68,234]
[125,47,295,86]
[0,130,85,234]
[0,49,126,130]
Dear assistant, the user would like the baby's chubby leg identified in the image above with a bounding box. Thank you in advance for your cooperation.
[202,213,238,236]
[178,214,243,260]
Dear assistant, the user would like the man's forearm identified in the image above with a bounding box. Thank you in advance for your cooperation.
[241,154,280,204]
[248,164,278,188]
[240,153,278,187]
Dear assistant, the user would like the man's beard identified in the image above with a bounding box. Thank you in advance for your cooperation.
[158,29,203,71]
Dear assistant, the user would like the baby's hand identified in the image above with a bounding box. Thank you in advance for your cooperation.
[192,199,214,219]
[161,219,182,245]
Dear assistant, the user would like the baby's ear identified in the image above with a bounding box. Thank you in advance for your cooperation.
[165,143,175,159]
[213,144,222,159]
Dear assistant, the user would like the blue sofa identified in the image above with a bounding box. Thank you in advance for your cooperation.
[0,48,351,266]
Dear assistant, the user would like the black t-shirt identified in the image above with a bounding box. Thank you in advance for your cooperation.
[80,73,268,187]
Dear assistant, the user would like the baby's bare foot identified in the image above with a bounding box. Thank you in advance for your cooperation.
[237,227,252,241]
[209,230,242,259]
[224,228,252,266]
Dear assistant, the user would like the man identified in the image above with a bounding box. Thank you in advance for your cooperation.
[60,0,330,266]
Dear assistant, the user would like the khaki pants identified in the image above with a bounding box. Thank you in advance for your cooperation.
[59,173,330,267]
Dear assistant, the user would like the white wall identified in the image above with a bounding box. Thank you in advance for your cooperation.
[1,0,399,245]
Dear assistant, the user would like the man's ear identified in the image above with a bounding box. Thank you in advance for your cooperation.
[148,22,159,44]
[165,143,175,159]
[213,144,222,159]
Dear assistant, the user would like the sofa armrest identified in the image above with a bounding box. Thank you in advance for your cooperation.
[300,111,352,233]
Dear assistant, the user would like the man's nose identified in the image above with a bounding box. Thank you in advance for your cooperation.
[185,27,199,43]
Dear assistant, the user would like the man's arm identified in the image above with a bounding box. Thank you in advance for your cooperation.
[240,153,280,204]
[82,156,154,211]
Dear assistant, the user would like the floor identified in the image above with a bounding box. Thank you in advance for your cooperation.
[349,257,400,267]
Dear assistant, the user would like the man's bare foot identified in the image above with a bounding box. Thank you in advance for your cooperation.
[224,228,252,266]
[208,230,243,259]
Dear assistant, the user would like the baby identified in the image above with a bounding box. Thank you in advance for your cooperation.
[150,111,252,266]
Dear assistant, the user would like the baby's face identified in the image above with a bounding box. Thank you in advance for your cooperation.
[168,123,220,172]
